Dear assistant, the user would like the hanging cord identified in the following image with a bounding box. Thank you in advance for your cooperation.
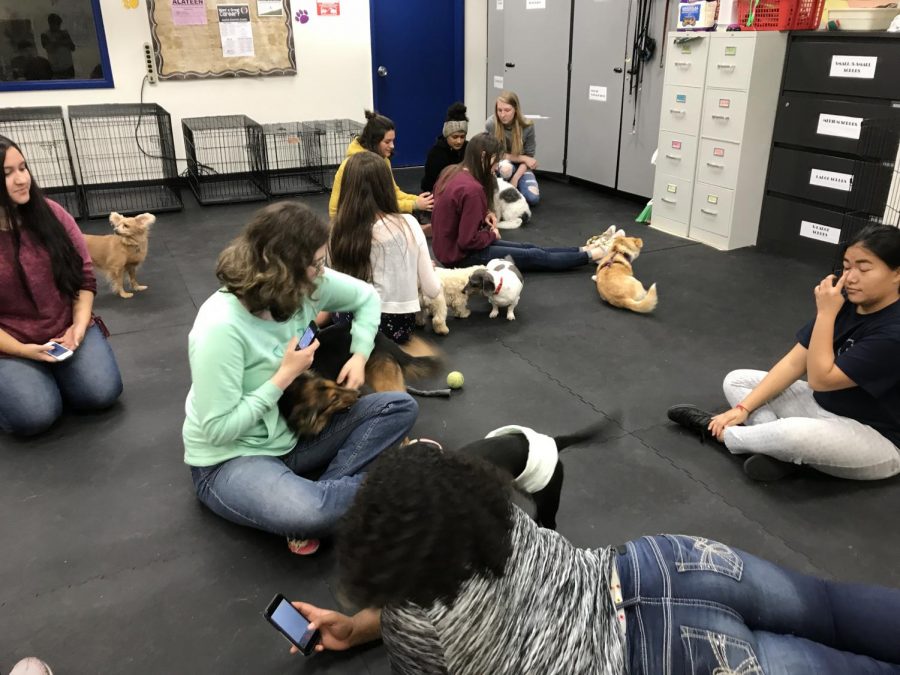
[628,0,656,131]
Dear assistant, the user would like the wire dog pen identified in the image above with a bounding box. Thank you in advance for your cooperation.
[261,122,325,197]
[832,116,900,273]
[307,118,364,190]
[68,103,183,218]
[182,115,267,205]
[0,106,82,218]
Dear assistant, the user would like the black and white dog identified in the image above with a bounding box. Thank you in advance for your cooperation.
[466,256,524,321]
[495,176,531,230]
[457,420,611,529]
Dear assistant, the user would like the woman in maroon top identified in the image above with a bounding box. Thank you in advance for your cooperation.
[431,133,607,271]
[0,136,122,436]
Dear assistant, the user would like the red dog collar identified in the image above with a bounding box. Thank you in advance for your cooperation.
[493,277,504,295]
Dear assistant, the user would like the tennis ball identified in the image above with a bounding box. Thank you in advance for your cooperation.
[447,371,464,389]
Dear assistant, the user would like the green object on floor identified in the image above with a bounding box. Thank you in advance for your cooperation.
[636,201,652,224]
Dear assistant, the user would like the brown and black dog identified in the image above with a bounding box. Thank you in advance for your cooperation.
[278,322,442,436]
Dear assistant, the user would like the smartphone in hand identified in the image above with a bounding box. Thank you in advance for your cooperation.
[46,341,74,361]
[296,321,319,351]
[264,593,321,655]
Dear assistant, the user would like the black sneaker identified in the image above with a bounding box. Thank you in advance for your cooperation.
[667,404,716,442]
[742,454,798,482]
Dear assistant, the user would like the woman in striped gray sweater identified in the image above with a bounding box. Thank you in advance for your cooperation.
[289,443,900,674]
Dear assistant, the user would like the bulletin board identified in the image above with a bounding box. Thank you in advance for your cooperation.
[146,0,296,80]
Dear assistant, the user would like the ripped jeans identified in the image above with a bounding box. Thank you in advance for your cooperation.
[617,535,900,674]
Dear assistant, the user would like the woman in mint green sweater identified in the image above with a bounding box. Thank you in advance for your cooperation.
[183,202,418,556]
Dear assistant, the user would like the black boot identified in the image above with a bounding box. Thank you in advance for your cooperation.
[667,404,717,443]
[742,454,798,482]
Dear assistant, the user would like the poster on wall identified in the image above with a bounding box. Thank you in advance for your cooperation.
[172,0,207,25]
[218,5,254,58]
[316,2,340,16]
[256,0,283,17]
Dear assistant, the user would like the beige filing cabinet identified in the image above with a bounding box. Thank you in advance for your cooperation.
[652,31,788,250]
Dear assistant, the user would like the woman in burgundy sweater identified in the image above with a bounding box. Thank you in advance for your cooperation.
[431,133,607,271]
[0,137,122,436]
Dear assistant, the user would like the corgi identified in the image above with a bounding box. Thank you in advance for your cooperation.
[592,236,657,314]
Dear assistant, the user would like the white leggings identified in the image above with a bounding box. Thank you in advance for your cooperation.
[722,369,900,480]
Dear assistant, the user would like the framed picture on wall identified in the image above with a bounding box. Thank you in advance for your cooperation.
[0,0,114,91]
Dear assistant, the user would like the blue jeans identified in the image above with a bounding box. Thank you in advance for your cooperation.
[618,535,900,674]
[190,392,418,539]
[503,163,540,206]
[457,239,589,272]
[0,325,123,436]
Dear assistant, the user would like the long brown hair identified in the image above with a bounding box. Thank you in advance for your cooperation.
[216,201,328,321]
[493,91,532,156]
[436,133,502,207]
[330,151,402,282]
[358,110,395,153]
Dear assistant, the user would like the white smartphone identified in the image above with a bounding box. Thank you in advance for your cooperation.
[46,341,74,361]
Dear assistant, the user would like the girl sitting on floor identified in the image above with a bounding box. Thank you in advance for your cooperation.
[0,135,122,436]
[668,224,900,481]
[329,151,442,344]
[431,133,607,272]
[421,102,469,194]
[486,90,540,206]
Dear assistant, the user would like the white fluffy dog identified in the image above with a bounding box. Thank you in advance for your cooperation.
[494,176,531,230]
[417,264,487,335]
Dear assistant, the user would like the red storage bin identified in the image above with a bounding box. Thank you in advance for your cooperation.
[738,0,826,30]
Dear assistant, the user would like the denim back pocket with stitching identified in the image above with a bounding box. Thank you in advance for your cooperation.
[680,626,763,675]
[665,535,744,581]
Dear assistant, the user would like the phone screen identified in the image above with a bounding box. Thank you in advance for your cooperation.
[47,342,72,359]
[269,597,318,651]
[296,322,318,350]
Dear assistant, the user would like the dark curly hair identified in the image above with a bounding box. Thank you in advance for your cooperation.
[358,110,395,154]
[336,443,514,609]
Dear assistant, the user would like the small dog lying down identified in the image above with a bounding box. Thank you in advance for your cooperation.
[84,211,155,299]
[494,176,531,230]
[592,236,658,314]
[279,322,442,436]
[457,419,612,529]
[466,256,524,320]
[417,264,486,335]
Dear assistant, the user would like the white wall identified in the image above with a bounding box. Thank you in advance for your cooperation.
[3,0,488,166]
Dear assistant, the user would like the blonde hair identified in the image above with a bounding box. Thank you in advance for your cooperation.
[493,91,533,156]
[216,202,328,321]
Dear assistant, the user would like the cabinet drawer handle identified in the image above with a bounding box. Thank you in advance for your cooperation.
[669,108,686,115]
[706,161,724,169]
[665,153,682,161]
[661,197,677,204]
[711,114,730,121]
[716,64,736,70]
[674,61,691,67]
[701,208,718,216]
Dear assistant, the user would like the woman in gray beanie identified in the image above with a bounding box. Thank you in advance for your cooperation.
[421,102,469,193]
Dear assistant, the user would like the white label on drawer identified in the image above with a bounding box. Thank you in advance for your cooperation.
[588,85,607,102]
[672,140,682,150]
[526,0,545,8]
[493,75,504,89]
[829,55,877,79]
[810,169,853,192]
[816,114,862,140]
[800,220,841,245]
[667,184,677,193]
[496,0,503,9]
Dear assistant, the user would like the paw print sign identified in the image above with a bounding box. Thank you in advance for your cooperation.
[295,9,309,23]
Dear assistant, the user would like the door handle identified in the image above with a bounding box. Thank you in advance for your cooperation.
[665,153,681,160]
[505,62,516,68]
[711,114,730,121]
[377,66,388,77]
[706,162,724,169]
[661,197,677,204]
[613,67,623,73]
[701,208,719,216]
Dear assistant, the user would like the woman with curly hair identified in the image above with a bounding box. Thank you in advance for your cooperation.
[287,443,900,673]
[0,136,122,436]
[329,151,442,344]
[182,202,418,556]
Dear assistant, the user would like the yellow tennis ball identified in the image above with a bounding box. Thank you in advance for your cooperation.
[447,371,464,389]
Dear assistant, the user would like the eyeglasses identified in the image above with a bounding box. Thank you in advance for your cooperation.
[310,256,326,273]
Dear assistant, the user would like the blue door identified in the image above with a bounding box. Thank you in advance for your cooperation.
[370,1,465,168]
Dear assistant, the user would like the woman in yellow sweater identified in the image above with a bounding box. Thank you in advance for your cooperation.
[328,110,434,219]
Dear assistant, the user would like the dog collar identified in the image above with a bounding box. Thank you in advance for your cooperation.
[598,252,632,271]
[493,277,503,295]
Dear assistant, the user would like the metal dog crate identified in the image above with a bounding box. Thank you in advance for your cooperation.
[182,115,267,205]
[261,122,325,197]
[0,106,82,218]
[307,118,364,190]
[68,103,183,218]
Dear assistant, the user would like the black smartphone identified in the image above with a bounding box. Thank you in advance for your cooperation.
[296,321,319,350]
[263,593,321,655]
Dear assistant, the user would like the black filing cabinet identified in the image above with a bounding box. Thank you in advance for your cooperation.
[757,32,900,264]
